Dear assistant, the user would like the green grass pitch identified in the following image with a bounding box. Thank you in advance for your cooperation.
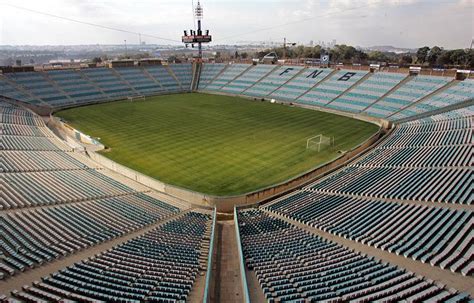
[57,93,379,195]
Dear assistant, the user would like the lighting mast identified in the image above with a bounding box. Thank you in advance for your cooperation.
[182,1,212,60]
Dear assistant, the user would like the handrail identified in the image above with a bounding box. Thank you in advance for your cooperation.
[202,207,217,302]
[234,206,251,303]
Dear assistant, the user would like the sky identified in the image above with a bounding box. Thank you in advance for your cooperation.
[0,0,472,49]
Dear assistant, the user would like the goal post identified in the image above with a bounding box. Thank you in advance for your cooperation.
[306,134,334,152]
[127,95,146,102]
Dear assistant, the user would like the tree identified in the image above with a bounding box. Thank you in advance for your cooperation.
[92,57,102,64]
[241,52,249,59]
[368,51,388,62]
[399,54,413,65]
[416,46,430,64]
[465,49,474,68]
[449,49,467,66]
[427,46,442,66]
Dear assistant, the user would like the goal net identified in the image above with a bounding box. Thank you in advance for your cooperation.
[127,95,146,102]
[306,134,333,152]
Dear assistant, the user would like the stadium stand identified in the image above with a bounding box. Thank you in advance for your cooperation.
[1,64,473,302]
[203,63,251,91]
[144,65,182,92]
[297,69,368,107]
[237,209,471,302]
[390,79,474,120]
[0,101,185,283]
[220,64,276,94]
[264,192,473,276]
[244,66,304,97]
[363,75,452,118]
[5,72,72,107]
[79,68,136,100]
[197,63,227,88]
[1,194,179,279]
[2,64,472,120]
[9,211,212,302]
[327,72,407,113]
[114,67,165,96]
[44,69,107,105]
[269,67,333,101]
[0,76,43,105]
[260,107,472,277]
[168,63,193,90]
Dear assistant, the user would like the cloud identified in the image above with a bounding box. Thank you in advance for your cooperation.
[0,0,471,48]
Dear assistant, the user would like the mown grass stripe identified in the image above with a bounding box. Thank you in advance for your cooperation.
[57,93,378,195]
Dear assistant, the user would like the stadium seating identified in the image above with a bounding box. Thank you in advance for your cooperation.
[363,75,451,118]
[1,64,473,302]
[390,79,474,120]
[237,209,470,302]
[45,69,106,105]
[297,69,368,107]
[258,107,472,278]
[203,64,251,91]
[168,63,193,90]
[269,67,333,101]
[10,211,212,302]
[0,76,43,105]
[144,65,182,92]
[0,101,184,283]
[3,64,472,121]
[5,72,72,107]
[79,68,136,99]
[221,64,276,94]
[264,192,473,276]
[114,67,165,96]
[1,193,179,279]
[327,72,407,113]
[198,63,227,88]
[244,65,304,97]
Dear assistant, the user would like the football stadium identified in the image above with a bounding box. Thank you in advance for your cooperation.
[0,0,473,302]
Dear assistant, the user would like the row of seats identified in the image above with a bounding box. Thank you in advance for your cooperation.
[308,165,471,204]
[237,209,471,302]
[3,64,470,120]
[298,69,369,107]
[199,64,472,121]
[328,72,406,113]
[220,64,276,94]
[2,169,140,209]
[0,64,191,108]
[352,114,472,168]
[264,191,473,276]
[2,150,93,173]
[0,101,159,214]
[198,63,226,87]
[0,80,43,105]
[270,68,333,101]
[0,193,179,280]
[10,211,212,302]
[363,75,452,118]
[413,105,474,122]
[246,66,305,98]
[168,63,193,90]
[305,110,472,204]
[391,79,474,120]
[203,63,250,91]
[114,67,166,96]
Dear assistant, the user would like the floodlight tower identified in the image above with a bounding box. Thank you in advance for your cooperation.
[182,1,212,59]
